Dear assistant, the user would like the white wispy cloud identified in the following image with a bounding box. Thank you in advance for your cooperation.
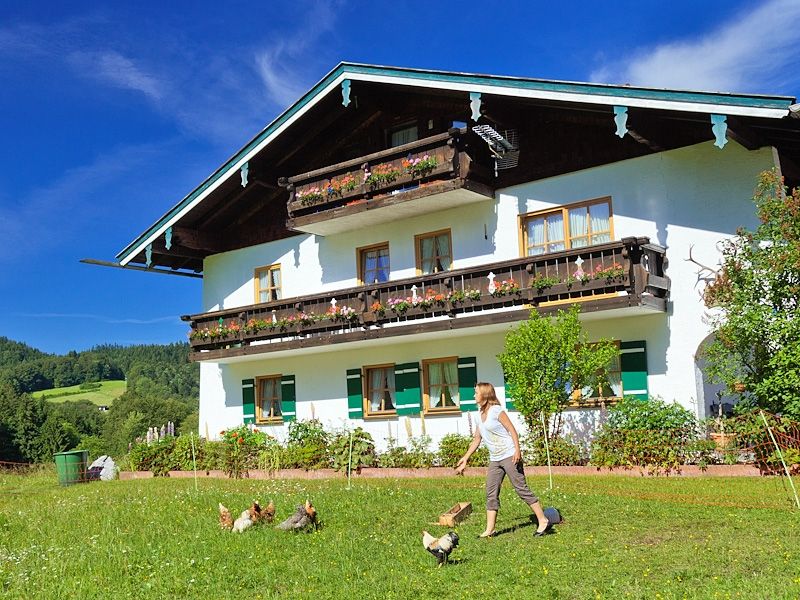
[68,50,165,101]
[11,312,180,325]
[254,0,340,109]
[0,140,179,263]
[591,0,800,93]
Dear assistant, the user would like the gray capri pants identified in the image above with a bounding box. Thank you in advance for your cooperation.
[486,457,539,510]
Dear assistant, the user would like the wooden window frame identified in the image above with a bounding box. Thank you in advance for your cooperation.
[519,196,614,257]
[357,242,390,285]
[255,374,283,424]
[414,229,453,275]
[387,120,419,148]
[254,264,282,304]
[568,340,622,408]
[422,356,461,415]
[362,363,398,418]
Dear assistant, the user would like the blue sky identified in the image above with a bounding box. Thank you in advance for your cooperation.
[1,0,799,355]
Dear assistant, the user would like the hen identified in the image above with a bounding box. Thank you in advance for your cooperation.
[276,499,318,532]
[218,503,234,531]
[422,530,459,566]
[248,500,276,524]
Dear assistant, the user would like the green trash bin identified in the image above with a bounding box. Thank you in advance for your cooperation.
[54,450,88,486]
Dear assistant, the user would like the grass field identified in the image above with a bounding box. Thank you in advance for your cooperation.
[31,380,126,406]
[0,470,798,599]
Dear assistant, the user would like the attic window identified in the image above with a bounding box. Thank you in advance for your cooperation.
[390,124,418,148]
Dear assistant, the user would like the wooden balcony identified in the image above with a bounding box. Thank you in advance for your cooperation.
[183,238,669,361]
[281,127,494,236]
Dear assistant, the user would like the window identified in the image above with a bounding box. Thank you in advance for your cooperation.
[423,357,460,413]
[571,341,622,406]
[415,230,452,275]
[364,365,396,416]
[390,123,418,148]
[358,243,390,284]
[521,198,613,256]
[256,375,282,423]
[255,264,281,303]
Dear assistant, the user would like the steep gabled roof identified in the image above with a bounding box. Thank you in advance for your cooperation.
[116,62,797,269]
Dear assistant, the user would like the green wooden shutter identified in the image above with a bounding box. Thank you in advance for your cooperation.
[242,378,255,425]
[458,357,478,412]
[395,362,421,416]
[280,374,296,421]
[620,341,648,400]
[503,376,516,411]
[346,368,364,419]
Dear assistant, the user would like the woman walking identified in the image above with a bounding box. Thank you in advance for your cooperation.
[455,382,550,537]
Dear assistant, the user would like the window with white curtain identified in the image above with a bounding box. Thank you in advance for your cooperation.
[423,358,460,413]
[522,198,612,256]
[255,264,282,302]
[416,230,452,274]
[358,243,390,284]
[573,341,622,405]
[390,124,418,148]
[256,375,282,422]
[364,365,396,415]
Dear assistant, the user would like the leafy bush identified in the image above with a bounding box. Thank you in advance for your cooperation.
[590,397,702,473]
[437,433,488,467]
[75,434,108,462]
[377,436,435,468]
[220,426,267,478]
[127,438,176,476]
[284,419,329,469]
[329,427,376,472]
[522,431,585,465]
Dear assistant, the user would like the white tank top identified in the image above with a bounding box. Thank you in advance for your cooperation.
[477,405,516,462]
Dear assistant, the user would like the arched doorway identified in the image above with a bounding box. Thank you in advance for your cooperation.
[694,333,734,420]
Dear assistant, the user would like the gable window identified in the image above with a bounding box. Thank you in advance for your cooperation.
[415,230,452,275]
[364,364,396,416]
[423,357,460,413]
[256,375,282,423]
[358,243,390,284]
[390,123,418,148]
[255,264,282,303]
[522,198,612,256]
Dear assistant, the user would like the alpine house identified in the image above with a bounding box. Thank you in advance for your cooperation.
[114,63,800,448]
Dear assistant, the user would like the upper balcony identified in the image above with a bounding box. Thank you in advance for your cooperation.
[281,127,494,236]
[183,237,669,362]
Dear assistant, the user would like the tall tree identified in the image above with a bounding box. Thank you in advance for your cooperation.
[704,169,800,418]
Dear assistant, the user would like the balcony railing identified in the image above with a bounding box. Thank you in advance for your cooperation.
[281,127,494,235]
[184,238,669,359]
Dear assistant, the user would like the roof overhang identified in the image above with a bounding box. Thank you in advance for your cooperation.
[116,62,797,267]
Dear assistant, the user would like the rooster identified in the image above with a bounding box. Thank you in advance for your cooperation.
[422,530,459,566]
[276,499,318,532]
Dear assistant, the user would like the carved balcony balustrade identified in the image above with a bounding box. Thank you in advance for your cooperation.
[183,238,669,361]
[281,127,494,236]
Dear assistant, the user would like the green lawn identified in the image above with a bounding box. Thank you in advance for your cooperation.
[0,470,798,599]
[31,380,126,406]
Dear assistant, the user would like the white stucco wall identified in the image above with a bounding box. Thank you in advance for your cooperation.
[198,140,776,443]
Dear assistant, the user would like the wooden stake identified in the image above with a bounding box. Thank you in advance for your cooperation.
[540,411,553,491]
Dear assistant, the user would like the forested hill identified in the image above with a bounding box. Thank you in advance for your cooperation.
[0,337,199,463]
[0,337,196,397]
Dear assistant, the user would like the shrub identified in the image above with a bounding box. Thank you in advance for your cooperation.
[590,396,702,473]
[127,438,176,476]
[75,434,108,462]
[329,427,376,472]
[522,431,585,466]
[377,436,435,468]
[437,433,489,467]
[284,419,329,469]
[220,426,267,478]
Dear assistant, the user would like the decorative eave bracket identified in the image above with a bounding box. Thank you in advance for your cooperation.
[469,92,481,122]
[342,79,351,107]
[711,114,728,149]
[240,162,249,187]
[613,106,628,138]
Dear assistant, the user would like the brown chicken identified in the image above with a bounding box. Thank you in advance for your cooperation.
[248,500,276,524]
[218,503,233,531]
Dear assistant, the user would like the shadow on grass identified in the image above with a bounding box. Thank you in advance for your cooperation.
[494,516,558,537]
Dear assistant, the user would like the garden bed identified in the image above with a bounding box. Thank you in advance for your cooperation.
[119,464,762,480]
